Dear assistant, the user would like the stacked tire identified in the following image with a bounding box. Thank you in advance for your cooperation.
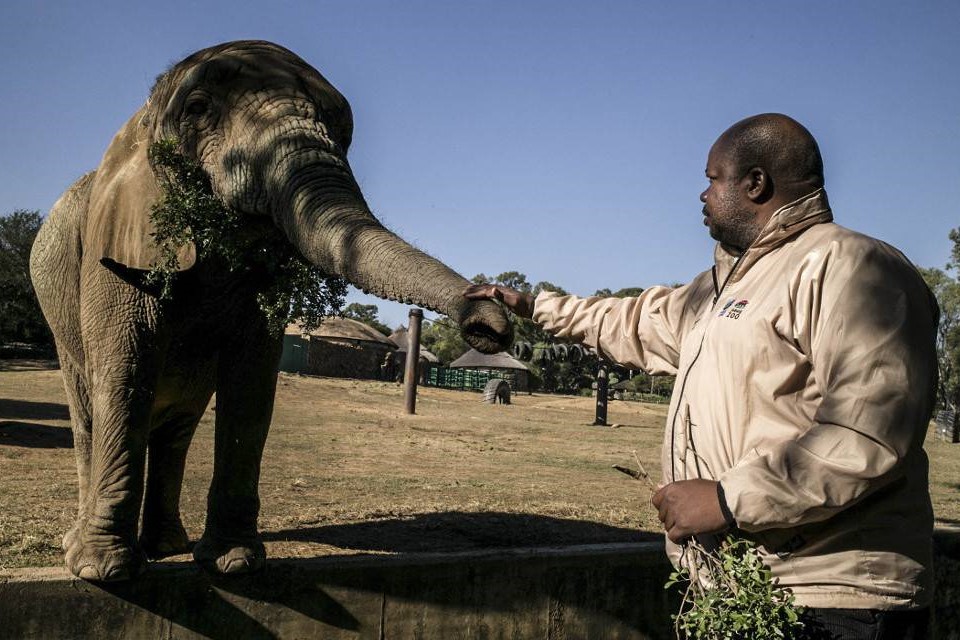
[511,341,586,363]
[483,379,511,404]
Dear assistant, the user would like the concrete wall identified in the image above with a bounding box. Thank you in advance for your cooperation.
[2,535,957,639]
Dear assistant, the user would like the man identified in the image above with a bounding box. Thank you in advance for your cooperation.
[466,114,937,638]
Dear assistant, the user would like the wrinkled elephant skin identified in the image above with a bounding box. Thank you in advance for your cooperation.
[29,40,512,582]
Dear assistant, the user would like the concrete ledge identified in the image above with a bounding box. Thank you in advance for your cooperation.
[0,543,677,639]
[2,534,958,639]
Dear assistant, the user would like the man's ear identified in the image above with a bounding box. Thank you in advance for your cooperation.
[743,167,772,203]
[84,105,196,272]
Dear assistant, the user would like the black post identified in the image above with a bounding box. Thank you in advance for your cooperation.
[594,366,608,426]
[404,308,424,415]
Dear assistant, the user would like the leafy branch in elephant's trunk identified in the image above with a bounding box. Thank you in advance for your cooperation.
[146,139,347,333]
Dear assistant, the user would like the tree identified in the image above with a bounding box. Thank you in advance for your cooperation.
[0,209,52,347]
[594,286,644,297]
[950,227,960,271]
[533,281,567,296]
[921,266,960,411]
[420,317,469,364]
[339,302,392,336]
[491,270,531,293]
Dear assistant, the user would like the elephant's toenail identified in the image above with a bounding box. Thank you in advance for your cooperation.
[77,565,101,581]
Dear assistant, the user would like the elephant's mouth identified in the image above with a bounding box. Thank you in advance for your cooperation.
[461,318,513,355]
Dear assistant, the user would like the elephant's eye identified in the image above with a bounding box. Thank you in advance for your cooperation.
[184,98,209,117]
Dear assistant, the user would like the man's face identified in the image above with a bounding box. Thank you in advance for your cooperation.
[699,143,761,252]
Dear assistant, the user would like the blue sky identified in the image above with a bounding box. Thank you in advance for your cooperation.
[2,1,958,329]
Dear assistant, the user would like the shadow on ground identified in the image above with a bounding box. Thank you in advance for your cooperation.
[0,358,59,372]
[0,398,70,421]
[85,513,670,640]
[262,510,659,553]
[0,421,73,448]
[98,568,365,640]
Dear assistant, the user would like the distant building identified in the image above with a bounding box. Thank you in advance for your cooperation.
[387,325,439,382]
[279,317,397,379]
[446,349,530,392]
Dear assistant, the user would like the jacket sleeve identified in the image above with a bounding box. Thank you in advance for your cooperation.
[532,272,713,375]
[719,241,939,531]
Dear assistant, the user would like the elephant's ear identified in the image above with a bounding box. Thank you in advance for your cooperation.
[84,106,196,272]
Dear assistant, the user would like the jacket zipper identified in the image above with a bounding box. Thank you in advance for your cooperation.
[669,253,745,482]
[669,207,827,482]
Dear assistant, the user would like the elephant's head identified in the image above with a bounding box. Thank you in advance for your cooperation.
[84,40,511,352]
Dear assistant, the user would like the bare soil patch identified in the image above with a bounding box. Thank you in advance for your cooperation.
[0,360,666,569]
[2,359,958,570]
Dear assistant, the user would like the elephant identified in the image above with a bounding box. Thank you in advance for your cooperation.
[29,40,512,582]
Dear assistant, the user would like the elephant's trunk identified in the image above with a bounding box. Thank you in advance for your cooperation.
[273,155,512,354]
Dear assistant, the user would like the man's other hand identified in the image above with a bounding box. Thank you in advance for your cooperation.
[652,479,729,544]
[463,284,536,319]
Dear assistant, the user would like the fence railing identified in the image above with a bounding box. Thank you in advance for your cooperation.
[936,409,959,443]
[426,367,516,392]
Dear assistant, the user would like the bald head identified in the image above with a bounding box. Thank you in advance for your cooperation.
[714,113,824,205]
[700,114,826,251]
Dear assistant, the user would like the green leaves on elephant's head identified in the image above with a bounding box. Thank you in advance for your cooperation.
[146,138,346,334]
[146,139,243,296]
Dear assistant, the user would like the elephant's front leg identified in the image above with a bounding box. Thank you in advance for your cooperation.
[194,322,283,574]
[63,268,166,582]
[65,360,160,581]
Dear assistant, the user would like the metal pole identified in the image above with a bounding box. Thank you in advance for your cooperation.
[404,308,424,415]
[594,366,608,426]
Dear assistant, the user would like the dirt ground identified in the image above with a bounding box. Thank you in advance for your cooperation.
[1,359,958,571]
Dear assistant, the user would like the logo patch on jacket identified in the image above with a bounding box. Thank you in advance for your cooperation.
[718,299,749,319]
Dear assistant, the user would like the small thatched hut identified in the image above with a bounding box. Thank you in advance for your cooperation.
[386,326,439,382]
[279,317,397,379]
[388,326,440,363]
[448,349,530,392]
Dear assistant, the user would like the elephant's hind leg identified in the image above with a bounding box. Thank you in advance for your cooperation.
[139,397,211,560]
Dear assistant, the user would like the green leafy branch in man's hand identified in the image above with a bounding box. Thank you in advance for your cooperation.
[667,536,804,640]
[617,453,803,639]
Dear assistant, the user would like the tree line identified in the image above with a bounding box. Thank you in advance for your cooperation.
[4,208,960,409]
[0,210,52,350]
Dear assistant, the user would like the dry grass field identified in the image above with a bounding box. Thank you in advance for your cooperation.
[1,359,958,572]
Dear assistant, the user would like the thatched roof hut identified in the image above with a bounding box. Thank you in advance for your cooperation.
[447,349,530,392]
[388,326,440,363]
[286,318,395,345]
[449,349,528,370]
[280,318,396,379]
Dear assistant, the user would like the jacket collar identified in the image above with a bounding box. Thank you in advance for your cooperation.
[713,188,833,286]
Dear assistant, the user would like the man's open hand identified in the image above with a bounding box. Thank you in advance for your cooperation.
[652,479,729,544]
[463,284,536,319]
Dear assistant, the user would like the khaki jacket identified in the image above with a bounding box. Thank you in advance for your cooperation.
[533,189,938,609]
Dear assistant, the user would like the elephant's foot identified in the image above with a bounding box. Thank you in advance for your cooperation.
[193,533,266,575]
[62,518,83,552]
[63,518,145,582]
[139,518,192,560]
